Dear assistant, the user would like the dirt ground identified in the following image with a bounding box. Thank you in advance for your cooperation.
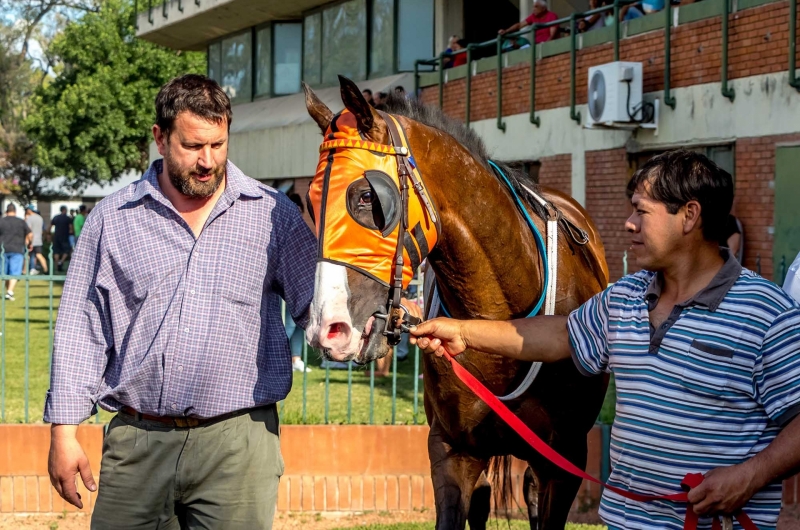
[2,505,800,529]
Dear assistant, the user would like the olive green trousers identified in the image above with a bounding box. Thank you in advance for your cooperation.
[91,405,283,530]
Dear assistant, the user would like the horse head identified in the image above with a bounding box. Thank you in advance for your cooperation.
[303,76,440,364]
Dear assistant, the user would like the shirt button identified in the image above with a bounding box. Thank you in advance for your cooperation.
[185,327,190,333]
[178,365,184,372]
[190,290,196,295]
[171,403,178,410]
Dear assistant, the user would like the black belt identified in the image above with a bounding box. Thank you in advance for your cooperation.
[120,404,275,429]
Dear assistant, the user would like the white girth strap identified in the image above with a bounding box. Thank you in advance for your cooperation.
[425,185,558,402]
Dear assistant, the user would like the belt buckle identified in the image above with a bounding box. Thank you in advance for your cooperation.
[173,417,200,428]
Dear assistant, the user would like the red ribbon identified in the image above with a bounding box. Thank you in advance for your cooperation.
[442,351,759,530]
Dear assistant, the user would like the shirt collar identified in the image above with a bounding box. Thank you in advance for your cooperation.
[128,159,263,205]
[644,248,742,312]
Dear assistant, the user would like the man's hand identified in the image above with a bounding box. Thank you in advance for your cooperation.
[48,425,97,509]
[687,462,761,516]
[498,28,507,35]
[409,318,467,357]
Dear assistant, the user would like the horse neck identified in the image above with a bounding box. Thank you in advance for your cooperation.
[417,140,544,320]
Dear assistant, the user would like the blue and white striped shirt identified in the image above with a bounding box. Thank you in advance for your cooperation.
[568,252,800,530]
[44,160,316,424]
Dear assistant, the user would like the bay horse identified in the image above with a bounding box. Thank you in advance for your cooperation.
[303,76,609,530]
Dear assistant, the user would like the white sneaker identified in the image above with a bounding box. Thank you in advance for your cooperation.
[30,269,40,276]
[5,292,14,301]
[292,358,311,372]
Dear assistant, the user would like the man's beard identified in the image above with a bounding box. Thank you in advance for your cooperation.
[165,156,225,199]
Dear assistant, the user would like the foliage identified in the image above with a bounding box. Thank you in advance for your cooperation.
[24,0,205,189]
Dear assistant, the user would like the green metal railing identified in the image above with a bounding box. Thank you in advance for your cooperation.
[721,0,736,101]
[791,0,800,91]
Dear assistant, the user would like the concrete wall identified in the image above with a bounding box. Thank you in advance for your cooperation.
[0,424,604,515]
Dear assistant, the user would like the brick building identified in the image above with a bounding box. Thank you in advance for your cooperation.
[417,0,800,283]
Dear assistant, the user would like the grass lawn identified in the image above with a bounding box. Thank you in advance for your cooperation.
[0,275,615,427]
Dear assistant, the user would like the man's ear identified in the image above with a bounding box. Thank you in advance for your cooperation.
[153,125,168,158]
[683,200,703,235]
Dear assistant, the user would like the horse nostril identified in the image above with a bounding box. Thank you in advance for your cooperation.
[326,322,350,339]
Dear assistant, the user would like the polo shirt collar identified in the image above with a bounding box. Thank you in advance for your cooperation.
[644,248,742,312]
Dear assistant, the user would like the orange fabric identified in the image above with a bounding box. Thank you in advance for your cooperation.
[308,110,438,288]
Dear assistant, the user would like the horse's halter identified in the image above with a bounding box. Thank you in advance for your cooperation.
[308,110,440,345]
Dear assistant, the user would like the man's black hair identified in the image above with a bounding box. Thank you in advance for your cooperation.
[78,204,87,213]
[362,88,373,97]
[60,206,67,213]
[627,149,734,243]
[155,74,232,137]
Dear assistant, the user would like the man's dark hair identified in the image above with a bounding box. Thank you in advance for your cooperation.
[60,206,67,213]
[456,39,468,48]
[395,85,405,93]
[78,204,87,213]
[155,74,232,137]
[627,149,734,242]
[6,203,15,214]
[362,88,373,98]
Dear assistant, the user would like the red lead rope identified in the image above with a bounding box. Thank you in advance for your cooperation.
[441,351,760,530]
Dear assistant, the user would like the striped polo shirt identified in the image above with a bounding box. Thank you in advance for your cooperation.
[568,251,800,530]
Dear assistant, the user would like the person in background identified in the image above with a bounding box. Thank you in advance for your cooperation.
[50,206,72,272]
[784,250,800,303]
[362,88,374,107]
[73,204,87,242]
[0,204,32,301]
[395,85,406,98]
[68,209,76,250]
[286,193,312,373]
[499,0,559,44]
[449,39,468,68]
[25,205,48,275]
[373,91,389,109]
[442,35,459,69]
[579,0,606,31]
[720,214,743,263]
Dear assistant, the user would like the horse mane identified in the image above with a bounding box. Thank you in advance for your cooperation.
[383,95,550,222]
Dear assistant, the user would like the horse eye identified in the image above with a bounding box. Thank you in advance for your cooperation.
[360,191,374,205]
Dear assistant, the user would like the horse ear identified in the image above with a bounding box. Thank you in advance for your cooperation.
[338,75,387,141]
[303,82,333,132]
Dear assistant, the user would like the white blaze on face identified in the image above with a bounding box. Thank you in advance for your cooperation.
[306,262,363,360]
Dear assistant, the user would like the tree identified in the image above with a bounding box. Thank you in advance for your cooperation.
[25,0,205,188]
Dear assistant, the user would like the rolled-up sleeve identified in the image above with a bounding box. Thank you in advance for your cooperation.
[43,216,111,424]
[271,202,316,329]
[567,287,612,376]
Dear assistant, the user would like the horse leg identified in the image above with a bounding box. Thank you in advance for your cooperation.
[524,466,540,530]
[533,442,587,530]
[428,419,489,530]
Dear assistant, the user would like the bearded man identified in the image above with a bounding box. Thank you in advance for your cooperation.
[45,74,316,529]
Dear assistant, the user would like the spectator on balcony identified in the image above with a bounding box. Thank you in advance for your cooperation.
[579,0,606,32]
[641,0,665,13]
[449,39,468,68]
[498,0,558,44]
[362,88,374,106]
[442,35,459,68]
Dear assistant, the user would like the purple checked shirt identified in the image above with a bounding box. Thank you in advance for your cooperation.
[43,160,316,424]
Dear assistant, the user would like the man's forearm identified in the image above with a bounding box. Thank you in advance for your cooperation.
[747,414,800,489]
[461,315,571,362]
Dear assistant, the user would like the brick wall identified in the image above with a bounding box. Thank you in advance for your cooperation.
[585,148,635,281]
[539,154,572,195]
[735,133,800,280]
[420,0,800,123]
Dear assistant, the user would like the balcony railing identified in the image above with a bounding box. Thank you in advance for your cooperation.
[414,0,800,130]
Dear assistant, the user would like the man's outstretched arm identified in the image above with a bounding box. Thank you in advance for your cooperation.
[409,315,572,363]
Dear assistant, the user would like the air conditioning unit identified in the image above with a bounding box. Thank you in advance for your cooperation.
[586,61,644,126]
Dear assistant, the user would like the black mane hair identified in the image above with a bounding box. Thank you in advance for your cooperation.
[383,94,549,221]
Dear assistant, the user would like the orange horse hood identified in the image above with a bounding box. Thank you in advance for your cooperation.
[308,110,439,288]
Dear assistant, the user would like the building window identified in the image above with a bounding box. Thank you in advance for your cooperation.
[303,12,323,86]
[321,0,367,86]
[397,0,434,71]
[255,25,272,97]
[370,0,394,78]
[274,23,302,95]
[220,30,252,104]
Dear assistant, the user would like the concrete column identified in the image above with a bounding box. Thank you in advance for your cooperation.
[520,0,533,21]
[571,150,586,207]
[435,0,464,53]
